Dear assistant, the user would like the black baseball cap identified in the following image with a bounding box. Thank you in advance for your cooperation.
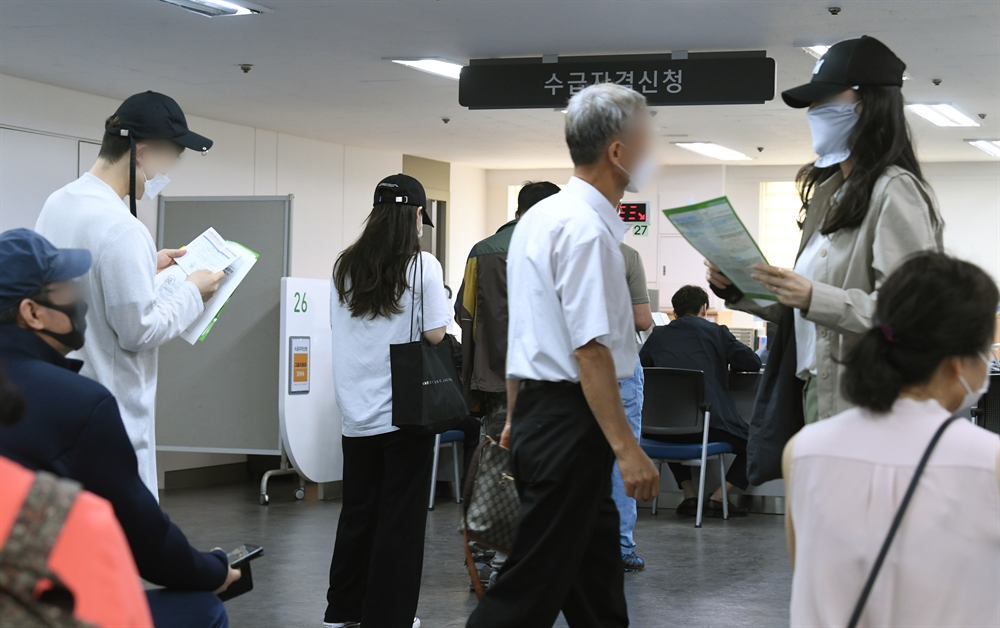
[374,174,432,227]
[0,229,92,312]
[105,91,213,152]
[782,36,906,109]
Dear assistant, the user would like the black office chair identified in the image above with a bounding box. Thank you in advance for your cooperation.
[639,367,733,528]
[972,374,1000,435]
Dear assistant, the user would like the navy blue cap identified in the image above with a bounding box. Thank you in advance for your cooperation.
[0,229,92,312]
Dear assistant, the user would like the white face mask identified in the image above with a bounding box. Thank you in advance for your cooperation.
[807,102,860,168]
[617,152,658,193]
[956,351,992,413]
[139,166,171,201]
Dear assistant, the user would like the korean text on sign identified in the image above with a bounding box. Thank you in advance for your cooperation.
[543,68,683,97]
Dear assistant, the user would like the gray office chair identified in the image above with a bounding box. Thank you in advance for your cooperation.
[428,430,463,510]
[639,367,733,528]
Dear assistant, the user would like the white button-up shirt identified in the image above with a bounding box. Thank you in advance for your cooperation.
[506,176,636,382]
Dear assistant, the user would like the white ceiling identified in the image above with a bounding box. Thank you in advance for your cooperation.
[1,0,998,169]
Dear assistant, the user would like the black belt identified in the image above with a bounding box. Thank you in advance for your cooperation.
[519,379,580,392]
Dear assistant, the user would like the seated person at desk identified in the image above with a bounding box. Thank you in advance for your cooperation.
[0,229,239,628]
[639,285,762,517]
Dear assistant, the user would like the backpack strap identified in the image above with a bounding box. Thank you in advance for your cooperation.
[0,471,81,600]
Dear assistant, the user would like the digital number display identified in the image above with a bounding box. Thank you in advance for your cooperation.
[618,202,649,223]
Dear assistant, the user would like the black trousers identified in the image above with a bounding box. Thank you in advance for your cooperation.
[466,383,629,628]
[652,428,749,491]
[325,430,434,627]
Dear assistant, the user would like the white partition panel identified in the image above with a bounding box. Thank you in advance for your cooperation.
[0,128,78,231]
[279,277,343,483]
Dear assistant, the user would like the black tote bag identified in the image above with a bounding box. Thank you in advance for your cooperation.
[390,254,468,434]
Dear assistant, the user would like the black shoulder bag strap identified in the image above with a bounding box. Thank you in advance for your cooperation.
[847,415,961,628]
[408,252,425,343]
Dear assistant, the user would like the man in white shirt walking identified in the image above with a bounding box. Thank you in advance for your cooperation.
[36,91,223,498]
[467,84,660,628]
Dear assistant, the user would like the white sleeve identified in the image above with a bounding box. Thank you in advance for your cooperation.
[419,253,453,331]
[97,227,204,352]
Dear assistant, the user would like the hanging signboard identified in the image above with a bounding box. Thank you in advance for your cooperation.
[459,53,775,110]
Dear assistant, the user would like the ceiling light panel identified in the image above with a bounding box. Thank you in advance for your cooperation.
[392,59,463,80]
[157,0,268,17]
[968,140,1000,157]
[674,142,752,161]
[906,104,980,127]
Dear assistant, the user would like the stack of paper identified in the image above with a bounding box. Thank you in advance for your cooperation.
[155,228,259,344]
[663,197,777,307]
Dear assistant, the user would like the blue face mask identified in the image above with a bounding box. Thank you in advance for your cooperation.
[807,102,860,168]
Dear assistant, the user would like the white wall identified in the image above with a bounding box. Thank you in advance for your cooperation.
[485,168,572,230]
[0,74,409,485]
[923,162,1000,283]
[448,163,489,287]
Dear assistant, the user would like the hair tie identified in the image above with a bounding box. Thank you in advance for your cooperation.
[876,321,899,343]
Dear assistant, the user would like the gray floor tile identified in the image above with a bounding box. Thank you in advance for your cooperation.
[160,480,791,628]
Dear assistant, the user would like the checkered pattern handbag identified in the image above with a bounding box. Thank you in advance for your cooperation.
[461,438,520,597]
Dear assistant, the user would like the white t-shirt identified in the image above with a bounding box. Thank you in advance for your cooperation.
[506,176,636,382]
[330,251,453,437]
[36,173,204,497]
[793,230,828,379]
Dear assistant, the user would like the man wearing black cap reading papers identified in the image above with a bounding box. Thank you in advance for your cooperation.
[36,91,224,498]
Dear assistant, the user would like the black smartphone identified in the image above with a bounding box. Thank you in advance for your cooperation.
[218,543,263,601]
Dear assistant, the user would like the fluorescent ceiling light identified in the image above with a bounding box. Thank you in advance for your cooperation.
[906,104,980,127]
[674,142,752,161]
[803,46,830,59]
[392,59,463,80]
[968,140,1000,157]
[158,0,268,17]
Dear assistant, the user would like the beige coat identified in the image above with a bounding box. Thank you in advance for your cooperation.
[731,165,943,420]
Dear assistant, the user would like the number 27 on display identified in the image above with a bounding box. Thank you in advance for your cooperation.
[293,291,308,313]
[632,225,649,237]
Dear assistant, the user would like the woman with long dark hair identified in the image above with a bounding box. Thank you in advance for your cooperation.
[709,36,943,425]
[323,174,451,628]
[783,252,999,626]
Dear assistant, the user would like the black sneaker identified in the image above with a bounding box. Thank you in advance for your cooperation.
[621,552,645,572]
[468,561,494,592]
